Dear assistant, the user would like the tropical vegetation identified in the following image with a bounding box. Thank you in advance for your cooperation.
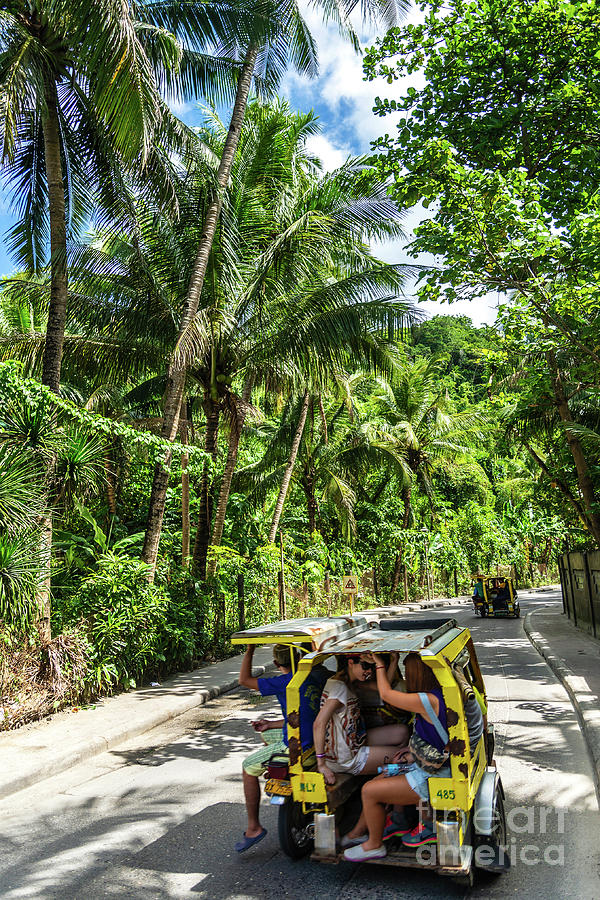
[1,0,594,728]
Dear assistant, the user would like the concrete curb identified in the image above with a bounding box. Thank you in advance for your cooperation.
[0,595,468,800]
[524,611,600,798]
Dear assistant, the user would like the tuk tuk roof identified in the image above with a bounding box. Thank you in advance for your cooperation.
[473,574,513,583]
[318,619,466,657]
[231,615,368,645]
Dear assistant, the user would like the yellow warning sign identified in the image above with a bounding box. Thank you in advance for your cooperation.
[342,575,358,594]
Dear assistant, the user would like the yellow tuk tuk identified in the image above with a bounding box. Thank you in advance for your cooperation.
[472,575,520,618]
[232,615,508,887]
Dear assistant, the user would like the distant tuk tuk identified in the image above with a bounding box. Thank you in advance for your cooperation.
[472,575,520,618]
[232,615,508,887]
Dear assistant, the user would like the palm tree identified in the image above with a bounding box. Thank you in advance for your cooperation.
[142,0,412,578]
[372,357,487,596]
[0,1,192,634]
[4,102,415,580]
[191,128,416,576]
[237,383,412,545]
[0,2,153,390]
[268,390,311,542]
[0,0,252,394]
[132,100,415,579]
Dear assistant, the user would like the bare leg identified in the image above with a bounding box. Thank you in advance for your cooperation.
[361,775,421,851]
[361,744,409,774]
[242,771,264,837]
[344,808,368,840]
[366,724,410,746]
[341,733,411,841]
[344,773,386,840]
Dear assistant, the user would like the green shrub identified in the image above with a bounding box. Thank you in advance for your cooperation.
[158,567,203,669]
[77,554,170,692]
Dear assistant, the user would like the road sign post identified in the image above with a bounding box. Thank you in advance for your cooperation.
[342,574,358,614]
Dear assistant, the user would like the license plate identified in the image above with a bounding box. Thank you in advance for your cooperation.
[266,778,292,796]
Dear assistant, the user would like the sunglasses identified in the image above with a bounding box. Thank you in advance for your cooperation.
[348,657,374,671]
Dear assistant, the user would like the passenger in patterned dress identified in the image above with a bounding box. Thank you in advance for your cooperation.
[312,653,409,788]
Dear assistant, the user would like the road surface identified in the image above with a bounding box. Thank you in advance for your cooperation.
[0,588,597,899]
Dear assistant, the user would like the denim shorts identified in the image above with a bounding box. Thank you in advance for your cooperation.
[405,761,452,800]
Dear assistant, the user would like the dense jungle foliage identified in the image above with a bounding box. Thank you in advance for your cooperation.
[1,0,597,727]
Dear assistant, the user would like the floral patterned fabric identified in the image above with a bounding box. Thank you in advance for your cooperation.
[321,678,367,767]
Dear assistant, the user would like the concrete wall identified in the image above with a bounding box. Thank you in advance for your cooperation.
[559,551,600,638]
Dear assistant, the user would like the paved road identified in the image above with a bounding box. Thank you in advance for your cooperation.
[0,589,598,899]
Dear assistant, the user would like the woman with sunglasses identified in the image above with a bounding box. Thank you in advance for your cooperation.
[312,653,409,797]
[342,650,451,860]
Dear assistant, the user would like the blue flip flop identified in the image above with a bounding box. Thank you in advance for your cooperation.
[235,829,267,853]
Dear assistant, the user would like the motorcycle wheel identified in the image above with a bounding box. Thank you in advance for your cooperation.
[278,800,314,859]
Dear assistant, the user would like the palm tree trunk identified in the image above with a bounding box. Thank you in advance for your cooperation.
[141,376,185,578]
[104,442,117,521]
[402,486,412,528]
[141,45,258,581]
[192,393,221,579]
[391,552,402,596]
[303,471,317,534]
[36,78,67,638]
[37,514,53,644]
[547,352,600,547]
[318,394,328,443]
[391,487,412,599]
[206,375,254,577]
[181,406,190,568]
[268,390,310,543]
[41,78,68,394]
[106,458,117,518]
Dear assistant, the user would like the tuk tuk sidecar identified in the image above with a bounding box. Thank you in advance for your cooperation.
[474,576,520,618]
[274,617,509,886]
[231,615,371,858]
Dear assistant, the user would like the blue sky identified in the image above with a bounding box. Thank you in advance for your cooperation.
[0,2,498,326]
[277,2,499,326]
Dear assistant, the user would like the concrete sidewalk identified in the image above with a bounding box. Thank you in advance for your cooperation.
[524,604,600,797]
[0,646,275,801]
[0,597,469,800]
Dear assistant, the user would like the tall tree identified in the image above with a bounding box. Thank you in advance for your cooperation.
[0,0,251,393]
[3,101,414,580]
[0,0,200,638]
[1,1,160,391]
[142,0,412,579]
[372,358,487,594]
[365,0,600,548]
[238,384,412,545]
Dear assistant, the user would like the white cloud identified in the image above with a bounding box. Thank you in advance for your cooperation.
[372,233,500,327]
[280,1,499,327]
[167,97,195,117]
[418,295,500,327]
[305,133,352,171]
[282,2,425,148]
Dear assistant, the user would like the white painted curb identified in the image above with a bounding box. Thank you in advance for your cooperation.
[524,611,600,797]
